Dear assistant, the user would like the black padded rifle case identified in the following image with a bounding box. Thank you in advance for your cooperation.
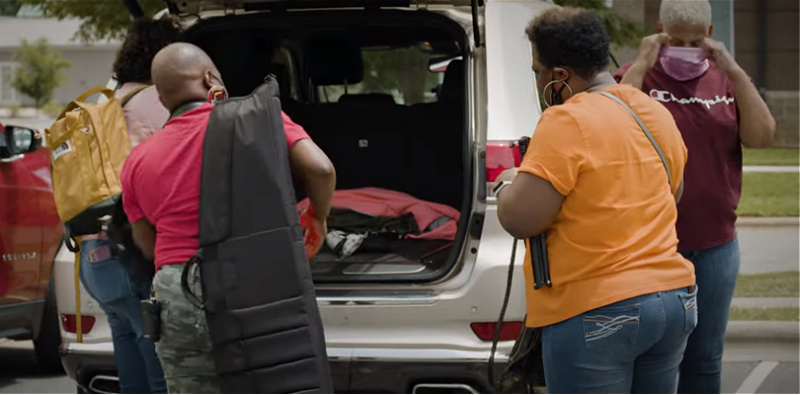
[191,76,333,393]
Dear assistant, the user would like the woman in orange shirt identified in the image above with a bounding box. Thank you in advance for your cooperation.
[494,7,697,394]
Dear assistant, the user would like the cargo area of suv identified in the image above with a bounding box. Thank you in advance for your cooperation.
[182,10,472,283]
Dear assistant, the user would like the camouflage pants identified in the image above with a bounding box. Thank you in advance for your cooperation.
[153,264,221,394]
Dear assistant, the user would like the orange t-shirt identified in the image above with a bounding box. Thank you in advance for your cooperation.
[520,84,695,328]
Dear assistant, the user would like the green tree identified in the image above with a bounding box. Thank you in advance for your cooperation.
[0,0,22,16]
[20,0,165,43]
[554,0,645,49]
[12,38,71,109]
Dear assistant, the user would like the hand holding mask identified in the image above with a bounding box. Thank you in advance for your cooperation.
[634,33,671,70]
[699,37,740,75]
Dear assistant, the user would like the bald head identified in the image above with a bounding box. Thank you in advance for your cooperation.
[151,43,224,113]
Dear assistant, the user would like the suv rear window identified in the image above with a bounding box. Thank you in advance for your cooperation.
[319,47,444,105]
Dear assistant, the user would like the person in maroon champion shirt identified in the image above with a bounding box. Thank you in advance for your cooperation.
[615,0,776,393]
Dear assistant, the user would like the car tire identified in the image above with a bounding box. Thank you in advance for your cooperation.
[34,269,64,373]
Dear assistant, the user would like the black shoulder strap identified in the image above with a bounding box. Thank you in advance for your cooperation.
[167,100,207,124]
[119,85,149,107]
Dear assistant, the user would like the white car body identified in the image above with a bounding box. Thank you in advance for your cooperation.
[55,0,553,392]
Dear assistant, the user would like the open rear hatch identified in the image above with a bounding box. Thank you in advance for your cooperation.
[124,0,479,283]
[128,0,484,46]
[159,0,473,13]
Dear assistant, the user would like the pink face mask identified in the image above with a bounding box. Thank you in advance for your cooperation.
[659,47,710,81]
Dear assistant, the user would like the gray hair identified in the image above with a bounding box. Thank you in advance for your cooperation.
[659,0,712,28]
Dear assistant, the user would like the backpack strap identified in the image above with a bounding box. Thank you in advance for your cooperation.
[73,236,83,343]
[56,86,115,120]
[597,91,673,189]
[119,85,149,107]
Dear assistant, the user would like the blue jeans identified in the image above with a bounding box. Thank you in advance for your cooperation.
[80,239,167,394]
[678,237,740,394]
[542,286,698,393]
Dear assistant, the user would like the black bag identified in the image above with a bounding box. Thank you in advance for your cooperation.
[104,198,155,284]
[489,237,546,394]
[189,76,333,393]
[498,323,546,393]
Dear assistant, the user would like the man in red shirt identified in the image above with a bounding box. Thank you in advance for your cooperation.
[615,0,775,393]
[120,43,335,393]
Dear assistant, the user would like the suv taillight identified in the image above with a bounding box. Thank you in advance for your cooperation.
[486,141,522,183]
[486,138,530,196]
[61,314,95,334]
[470,321,524,341]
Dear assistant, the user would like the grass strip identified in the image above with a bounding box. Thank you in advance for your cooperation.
[743,148,800,167]
[735,272,800,298]
[729,307,799,321]
[737,172,799,217]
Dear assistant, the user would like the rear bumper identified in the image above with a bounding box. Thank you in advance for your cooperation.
[61,343,507,394]
[61,344,117,393]
[344,359,506,393]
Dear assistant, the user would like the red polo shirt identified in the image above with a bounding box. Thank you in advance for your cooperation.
[120,103,309,270]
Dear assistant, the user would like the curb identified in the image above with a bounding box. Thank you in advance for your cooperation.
[732,297,799,309]
[736,217,799,227]
[743,166,800,173]
[725,320,799,342]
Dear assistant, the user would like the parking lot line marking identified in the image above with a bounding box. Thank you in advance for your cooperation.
[737,361,779,393]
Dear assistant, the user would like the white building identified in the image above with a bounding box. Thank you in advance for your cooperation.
[0,11,120,107]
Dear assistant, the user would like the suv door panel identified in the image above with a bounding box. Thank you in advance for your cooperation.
[23,148,64,298]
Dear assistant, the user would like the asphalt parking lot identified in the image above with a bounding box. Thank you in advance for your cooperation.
[1,338,797,394]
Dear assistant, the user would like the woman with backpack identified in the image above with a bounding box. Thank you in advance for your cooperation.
[77,18,179,394]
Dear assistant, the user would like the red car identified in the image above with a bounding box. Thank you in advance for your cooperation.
[0,121,65,371]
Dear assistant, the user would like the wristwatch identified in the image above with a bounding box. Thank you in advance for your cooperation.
[492,181,512,197]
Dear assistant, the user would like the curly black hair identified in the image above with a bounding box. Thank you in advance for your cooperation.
[112,18,181,85]
[526,7,610,80]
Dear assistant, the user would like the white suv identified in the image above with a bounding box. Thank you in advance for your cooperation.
[54,0,554,392]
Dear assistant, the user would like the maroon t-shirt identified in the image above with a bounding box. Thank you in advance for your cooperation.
[615,61,741,251]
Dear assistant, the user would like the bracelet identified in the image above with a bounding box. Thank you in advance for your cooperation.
[493,181,511,197]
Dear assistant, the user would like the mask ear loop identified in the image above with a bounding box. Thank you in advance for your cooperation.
[542,79,573,107]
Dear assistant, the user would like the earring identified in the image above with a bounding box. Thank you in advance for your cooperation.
[206,87,218,103]
[207,86,228,104]
[542,79,574,107]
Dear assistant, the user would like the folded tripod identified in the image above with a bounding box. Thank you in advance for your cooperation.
[528,234,551,289]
